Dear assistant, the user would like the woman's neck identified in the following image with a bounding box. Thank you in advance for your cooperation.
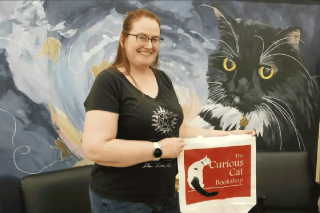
[130,64,152,76]
[117,64,152,76]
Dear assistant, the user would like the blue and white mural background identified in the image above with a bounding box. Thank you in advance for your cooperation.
[0,1,319,212]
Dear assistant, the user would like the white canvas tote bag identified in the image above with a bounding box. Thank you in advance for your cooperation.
[178,134,256,213]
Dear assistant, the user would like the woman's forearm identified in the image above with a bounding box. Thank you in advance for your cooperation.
[84,139,154,167]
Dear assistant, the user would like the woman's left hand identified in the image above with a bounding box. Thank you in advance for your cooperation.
[230,130,256,136]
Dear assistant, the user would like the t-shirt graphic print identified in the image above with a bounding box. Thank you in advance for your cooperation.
[152,106,178,136]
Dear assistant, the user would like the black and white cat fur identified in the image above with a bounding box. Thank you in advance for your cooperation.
[187,155,219,197]
[191,4,320,175]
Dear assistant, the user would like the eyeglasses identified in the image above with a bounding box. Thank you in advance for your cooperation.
[125,34,164,46]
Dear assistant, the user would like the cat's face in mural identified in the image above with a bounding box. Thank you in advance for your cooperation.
[198,4,319,151]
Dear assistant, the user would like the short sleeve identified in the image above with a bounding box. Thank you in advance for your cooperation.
[84,70,120,113]
[158,70,174,89]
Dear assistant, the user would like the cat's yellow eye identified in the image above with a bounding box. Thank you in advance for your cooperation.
[259,66,275,79]
[223,58,236,71]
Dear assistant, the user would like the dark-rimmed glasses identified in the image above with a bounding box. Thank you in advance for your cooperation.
[124,34,164,46]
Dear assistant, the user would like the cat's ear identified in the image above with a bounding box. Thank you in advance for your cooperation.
[275,27,301,48]
[211,3,237,28]
[211,3,240,52]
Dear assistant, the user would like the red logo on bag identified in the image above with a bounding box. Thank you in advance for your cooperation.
[184,145,251,205]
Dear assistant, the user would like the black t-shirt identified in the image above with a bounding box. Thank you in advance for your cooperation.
[84,68,184,204]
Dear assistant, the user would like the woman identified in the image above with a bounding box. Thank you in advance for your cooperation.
[83,9,255,213]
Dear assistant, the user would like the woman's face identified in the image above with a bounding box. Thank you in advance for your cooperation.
[121,17,160,69]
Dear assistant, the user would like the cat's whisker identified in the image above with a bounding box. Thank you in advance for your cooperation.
[208,89,225,98]
[208,93,224,103]
[208,86,223,93]
[198,4,239,54]
[259,104,277,146]
[263,96,295,123]
[256,105,265,128]
[261,53,312,83]
[221,98,229,106]
[266,100,293,125]
[260,104,279,146]
[270,102,304,150]
[261,36,305,60]
[256,105,266,121]
[207,81,222,85]
[274,36,305,45]
[263,98,305,150]
[263,96,304,150]
[261,103,283,150]
[264,37,305,56]
[194,81,222,89]
[267,138,272,145]
[214,95,228,105]
[208,86,222,91]
[208,96,225,106]
[254,35,265,58]
[265,96,295,119]
[209,39,238,56]
[263,97,294,125]
[215,95,231,106]
[211,55,230,59]
[254,105,265,125]
[297,131,305,150]
[221,51,234,59]
[209,93,225,101]
[260,41,291,61]
[207,82,223,88]
[227,97,234,106]
[208,89,224,95]
[263,98,292,121]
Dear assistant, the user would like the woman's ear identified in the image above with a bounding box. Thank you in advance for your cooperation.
[120,34,124,48]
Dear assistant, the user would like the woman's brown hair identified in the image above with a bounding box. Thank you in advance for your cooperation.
[110,9,161,75]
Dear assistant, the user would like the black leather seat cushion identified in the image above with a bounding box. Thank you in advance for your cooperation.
[18,152,319,213]
[19,165,92,213]
[256,151,318,212]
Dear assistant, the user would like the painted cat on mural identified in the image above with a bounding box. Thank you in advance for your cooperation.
[187,155,219,197]
[191,4,320,173]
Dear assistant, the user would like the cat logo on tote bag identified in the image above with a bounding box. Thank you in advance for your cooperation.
[178,135,256,213]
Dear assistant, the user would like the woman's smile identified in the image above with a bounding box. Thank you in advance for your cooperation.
[138,51,152,56]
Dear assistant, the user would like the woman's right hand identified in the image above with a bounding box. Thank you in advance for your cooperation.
[158,137,185,158]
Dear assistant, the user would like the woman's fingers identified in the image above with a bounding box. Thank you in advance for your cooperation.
[246,130,256,136]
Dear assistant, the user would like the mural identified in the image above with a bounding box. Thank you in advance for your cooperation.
[0,1,319,212]
[191,4,320,175]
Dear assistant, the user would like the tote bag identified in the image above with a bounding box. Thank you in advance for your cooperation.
[178,134,256,213]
